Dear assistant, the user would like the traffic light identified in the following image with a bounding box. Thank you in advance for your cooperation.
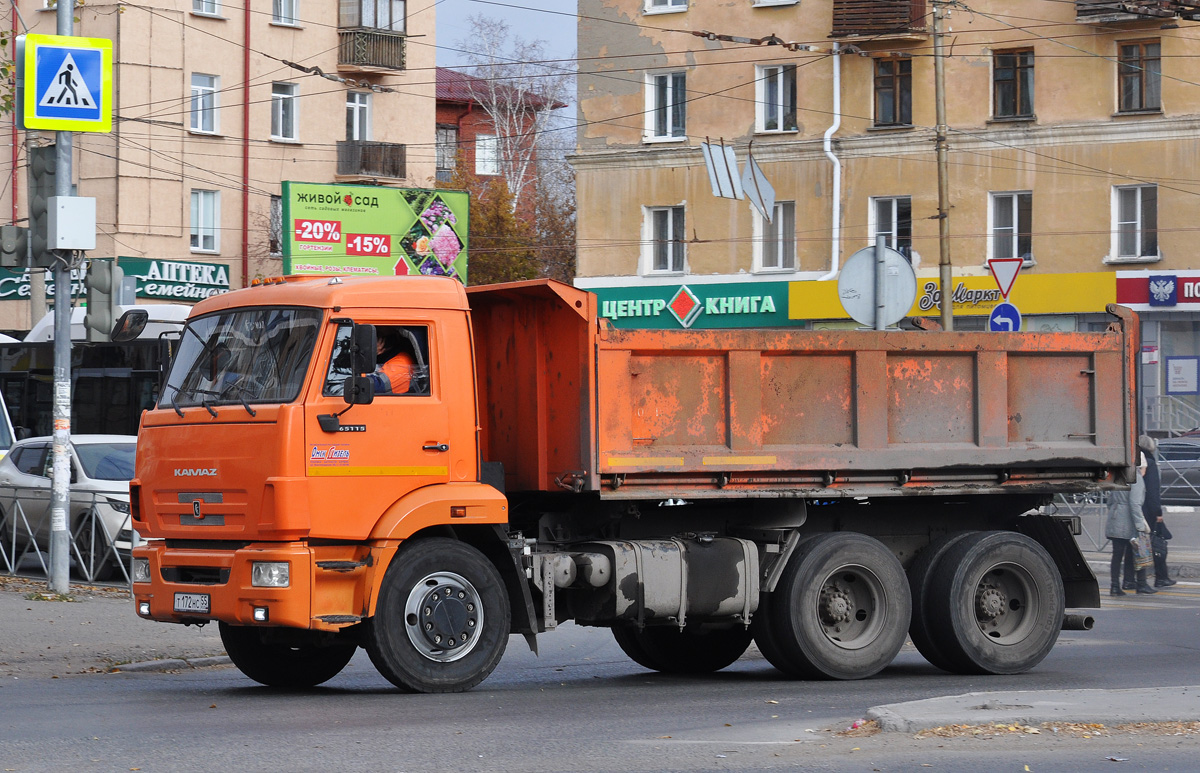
[84,259,124,343]
[26,145,57,268]
[0,225,28,268]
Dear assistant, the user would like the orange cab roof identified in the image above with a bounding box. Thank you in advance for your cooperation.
[190,275,471,317]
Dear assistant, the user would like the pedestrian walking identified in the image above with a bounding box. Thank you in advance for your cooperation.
[1138,435,1177,587]
[1105,452,1155,596]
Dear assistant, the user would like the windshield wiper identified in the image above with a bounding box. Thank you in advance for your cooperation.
[220,383,257,417]
[169,388,184,418]
[200,398,218,418]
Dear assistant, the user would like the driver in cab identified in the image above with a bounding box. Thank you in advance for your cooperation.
[368,329,413,395]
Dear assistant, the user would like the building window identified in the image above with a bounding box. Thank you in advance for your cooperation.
[271,82,298,141]
[993,49,1033,119]
[645,205,686,273]
[190,190,219,253]
[870,196,912,259]
[193,0,219,15]
[646,71,686,140]
[475,134,498,176]
[346,91,370,140]
[756,65,797,132]
[1113,184,1158,260]
[273,0,297,24]
[645,0,686,12]
[190,74,218,133]
[269,195,282,256]
[1119,40,1161,112]
[989,192,1033,262]
[873,58,912,127]
[755,201,796,271]
[436,125,458,183]
[339,0,405,32]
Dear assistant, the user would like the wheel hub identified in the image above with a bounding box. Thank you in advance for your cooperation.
[975,584,1007,622]
[819,586,854,626]
[404,571,483,662]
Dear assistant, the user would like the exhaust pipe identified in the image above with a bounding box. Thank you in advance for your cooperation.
[1062,613,1095,631]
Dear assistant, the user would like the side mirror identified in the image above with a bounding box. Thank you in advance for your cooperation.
[351,324,377,375]
[111,309,149,343]
[342,375,375,406]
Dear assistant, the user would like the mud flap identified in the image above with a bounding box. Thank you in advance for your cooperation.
[1017,514,1100,608]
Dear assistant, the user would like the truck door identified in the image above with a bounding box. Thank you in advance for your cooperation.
[304,320,451,540]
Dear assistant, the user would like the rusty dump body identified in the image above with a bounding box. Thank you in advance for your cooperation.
[470,281,1139,501]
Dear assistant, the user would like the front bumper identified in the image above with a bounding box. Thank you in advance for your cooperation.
[132,541,314,628]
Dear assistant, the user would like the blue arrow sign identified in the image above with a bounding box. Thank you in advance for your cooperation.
[24,35,112,132]
[989,301,1022,332]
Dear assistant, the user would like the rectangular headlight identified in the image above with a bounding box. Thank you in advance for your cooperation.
[251,561,289,588]
[131,558,151,584]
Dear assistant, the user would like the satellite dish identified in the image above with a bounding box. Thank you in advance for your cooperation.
[837,245,918,329]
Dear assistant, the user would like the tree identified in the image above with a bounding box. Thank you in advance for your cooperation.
[443,162,538,286]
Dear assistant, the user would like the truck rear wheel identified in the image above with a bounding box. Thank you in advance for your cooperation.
[758,533,910,680]
[906,531,972,672]
[218,623,357,688]
[612,624,752,673]
[926,531,1064,675]
[365,538,510,693]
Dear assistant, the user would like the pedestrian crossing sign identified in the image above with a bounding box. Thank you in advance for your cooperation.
[23,34,112,132]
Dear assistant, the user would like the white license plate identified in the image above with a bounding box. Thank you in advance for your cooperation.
[173,593,210,614]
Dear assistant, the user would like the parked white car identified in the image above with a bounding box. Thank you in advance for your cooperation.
[0,435,137,581]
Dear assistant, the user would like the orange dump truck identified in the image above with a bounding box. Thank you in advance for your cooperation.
[129,275,1137,692]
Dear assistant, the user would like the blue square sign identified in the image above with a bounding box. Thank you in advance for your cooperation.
[23,34,112,132]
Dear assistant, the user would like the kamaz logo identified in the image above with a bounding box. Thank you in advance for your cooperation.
[174,468,217,477]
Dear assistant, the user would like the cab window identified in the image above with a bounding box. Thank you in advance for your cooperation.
[324,324,431,397]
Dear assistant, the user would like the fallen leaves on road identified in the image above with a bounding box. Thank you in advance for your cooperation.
[837,720,881,737]
[910,721,1200,739]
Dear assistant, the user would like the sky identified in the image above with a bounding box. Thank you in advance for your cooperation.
[427,0,578,69]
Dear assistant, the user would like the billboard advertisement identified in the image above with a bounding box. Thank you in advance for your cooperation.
[282,182,469,282]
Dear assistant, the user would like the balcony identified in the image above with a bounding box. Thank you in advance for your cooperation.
[1077,0,1200,23]
[832,0,929,39]
[337,141,406,179]
[338,29,406,72]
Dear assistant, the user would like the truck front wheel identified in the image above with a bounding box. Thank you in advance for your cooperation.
[365,538,511,693]
[754,532,910,680]
[612,624,752,673]
[218,623,357,688]
[926,531,1064,675]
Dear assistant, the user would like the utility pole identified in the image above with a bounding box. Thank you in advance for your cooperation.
[48,0,76,594]
[932,0,954,331]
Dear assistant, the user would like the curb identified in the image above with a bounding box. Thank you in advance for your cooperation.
[866,686,1200,733]
[112,655,231,673]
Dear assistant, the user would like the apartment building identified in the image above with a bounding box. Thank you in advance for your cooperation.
[572,0,1200,431]
[0,0,434,331]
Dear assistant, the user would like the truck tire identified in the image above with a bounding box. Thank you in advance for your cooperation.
[760,532,911,680]
[926,531,1065,675]
[218,622,357,688]
[612,625,752,673]
[365,538,510,693]
[906,531,973,672]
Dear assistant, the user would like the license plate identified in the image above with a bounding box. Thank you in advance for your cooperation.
[173,593,210,614]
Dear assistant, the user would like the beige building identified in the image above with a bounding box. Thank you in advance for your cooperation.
[573,0,1200,432]
[1,0,434,331]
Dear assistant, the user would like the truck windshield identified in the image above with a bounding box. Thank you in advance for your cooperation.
[160,307,322,409]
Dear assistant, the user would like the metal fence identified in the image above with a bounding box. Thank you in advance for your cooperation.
[0,486,132,584]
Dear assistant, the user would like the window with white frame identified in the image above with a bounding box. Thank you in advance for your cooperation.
[271,82,298,141]
[755,201,796,271]
[193,0,219,14]
[273,0,297,24]
[475,134,499,176]
[191,190,219,252]
[339,0,405,32]
[756,65,797,132]
[269,195,282,256]
[870,196,913,259]
[436,125,458,182]
[989,191,1033,262]
[190,74,218,133]
[645,0,686,12]
[346,91,370,141]
[645,205,686,273]
[1113,184,1158,260]
[646,71,686,140]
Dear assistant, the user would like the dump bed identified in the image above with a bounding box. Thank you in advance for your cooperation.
[469,280,1138,499]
